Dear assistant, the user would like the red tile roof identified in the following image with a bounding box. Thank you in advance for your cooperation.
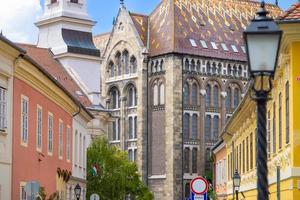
[278,2,300,20]
[18,44,92,107]
[93,32,110,55]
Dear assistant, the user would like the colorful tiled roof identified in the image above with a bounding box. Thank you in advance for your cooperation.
[147,0,282,61]
[19,44,92,107]
[278,2,300,20]
[130,12,149,46]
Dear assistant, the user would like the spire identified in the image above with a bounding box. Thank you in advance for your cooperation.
[120,0,124,7]
[275,0,278,6]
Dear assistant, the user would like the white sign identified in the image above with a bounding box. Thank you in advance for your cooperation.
[194,195,205,200]
[90,194,100,200]
[190,177,209,195]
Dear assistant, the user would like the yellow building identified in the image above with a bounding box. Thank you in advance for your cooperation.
[214,2,300,200]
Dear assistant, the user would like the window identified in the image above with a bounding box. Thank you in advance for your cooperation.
[128,85,137,107]
[112,119,120,141]
[110,87,120,109]
[134,149,137,162]
[108,61,115,77]
[83,136,86,169]
[134,116,137,139]
[233,88,240,108]
[159,83,165,105]
[273,102,276,153]
[66,127,71,161]
[191,114,197,139]
[211,42,218,49]
[250,133,253,169]
[200,40,208,48]
[226,88,232,110]
[221,43,229,51]
[213,85,219,108]
[21,184,27,200]
[183,83,190,105]
[79,133,82,166]
[36,106,42,150]
[184,148,190,173]
[153,84,158,106]
[0,87,7,130]
[185,183,190,198]
[192,148,197,173]
[59,120,63,158]
[267,111,271,157]
[130,56,137,73]
[213,116,219,139]
[123,50,129,74]
[241,46,246,53]
[191,60,196,71]
[231,45,239,52]
[205,115,211,140]
[279,93,282,149]
[51,0,57,3]
[185,59,190,71]
[189,39,197,47]
[21,96,29,144]
[183,113,190,141]
[115,52,122,76]
[206,85,211,107]
[242,140,245,173]
[70,0,78,3]
[286,82,290,144]
[48,114,53,153]
[128,116,137,140]
[191,83,198,105]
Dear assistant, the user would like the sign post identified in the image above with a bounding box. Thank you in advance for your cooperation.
[190,177,209,200]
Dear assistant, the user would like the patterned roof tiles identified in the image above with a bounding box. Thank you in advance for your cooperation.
[130,12,149,46]
[278,2,300,20]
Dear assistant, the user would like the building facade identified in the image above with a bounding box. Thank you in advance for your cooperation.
[94,0,281,199]
[213,3,300,199]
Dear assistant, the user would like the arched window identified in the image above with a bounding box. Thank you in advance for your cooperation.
[123,50,129,74]
[159,83,165,105]
[108,61,115,77]
[213,85,219,108]
[191,59,196,71]
[212,62,217,74]
[227,64,232,76]
[191,83,198,105]
[110,87,120,109]
[206,85,211,107]
[196,60,201,72]
[185,59,189,71]
[226,88,232,110]
[183,113,190,141]
[153,84,158,106]
[192,148,198,173]
[151,61,155,73]
[213,116,219,139]
[234,87,240,108]
[205,115,211,141]
[130,56,137,73]
[218,63,222,74]
[192,114,198,140]
[183,82,190,105]
[155,61,159,72]
[128,85,137,107]
[115,52,121,76]
[160,60,164,71]
[238,65,242,77]
[206,62,211,74]
[233,65,237,77]
[184,148,190,173]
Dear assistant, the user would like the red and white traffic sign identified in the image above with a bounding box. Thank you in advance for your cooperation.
[190,177,209,195]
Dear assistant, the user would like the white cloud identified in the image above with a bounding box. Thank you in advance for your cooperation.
[0,0,42,43]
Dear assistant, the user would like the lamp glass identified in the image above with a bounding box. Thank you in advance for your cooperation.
[74,184,81,198]
[246,33,280,74]
[233,172,241,188]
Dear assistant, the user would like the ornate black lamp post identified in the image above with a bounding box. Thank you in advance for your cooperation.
[233,170,241,200]
[74,183,82,200]
[244,1,282,200]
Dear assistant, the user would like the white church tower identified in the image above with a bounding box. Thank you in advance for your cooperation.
[35,0,102,105]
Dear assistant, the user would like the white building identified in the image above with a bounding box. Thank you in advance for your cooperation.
[0,35,25,200]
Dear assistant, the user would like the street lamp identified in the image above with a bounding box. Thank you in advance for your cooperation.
[233,170,241,200]
[244,1,282,200]
[74,184,81,200]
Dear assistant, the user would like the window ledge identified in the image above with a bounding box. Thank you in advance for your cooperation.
[127,139,137,142]
[110,140,121,144]
[0,130,7,136]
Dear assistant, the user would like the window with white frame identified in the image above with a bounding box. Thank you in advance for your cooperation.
[112,118,120,141]
[128,116,137,140]
[21,96,29,144]
[20,182,27,200]
[128,148,137,162]
[59,120,63,158]
[0,87,7,130]
[48,113,53,153]
[66,127,71,161]
[36,106,42,150]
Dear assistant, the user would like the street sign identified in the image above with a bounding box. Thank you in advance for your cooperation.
[24,181,40,200]
[90,193,100,200]
[192,192,207,200]
[190,177,209,195]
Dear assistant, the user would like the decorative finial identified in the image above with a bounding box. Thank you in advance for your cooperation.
[275,0,278,6]
[255,1,270,20]
[120,0,124,6]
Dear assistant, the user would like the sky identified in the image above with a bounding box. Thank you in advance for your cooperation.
[0,0,297,44]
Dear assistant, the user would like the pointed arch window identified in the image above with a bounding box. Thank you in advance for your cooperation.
[206,85,211,107]
[233,88,240,108]
[191,60,196,71]
[70,0,78,3]
[110,87,120,109]
[159,83,165,105]
[123,50,129,74]
[191,83,198,106]
[227,65,232,76]
[183,113,190,141]
[205,115,211,141]
[128,85,137,107]
[192,114,198,140]
[192,148,198,173]
[226,88,232,110]
[115,52,121,76]
[160,60,164,71]
[108,61,115,77]
[212,62,217,74]
[184,148,190,173]
[196,60,201,72]
[206,62,211,74]
[184,83,190,105]
[130,56,137,74]
[213,116,219,139]
[153,84,158,106]
[213,85,219,108]
[185,59,190,71]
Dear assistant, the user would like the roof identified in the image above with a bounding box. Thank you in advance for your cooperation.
[278,2,300,21]
[93,32,111,54]
[0,34,26,54]
[62,29,100,57]
[129,12,149,46]
[147,0,282,60]
[18,44,93,109]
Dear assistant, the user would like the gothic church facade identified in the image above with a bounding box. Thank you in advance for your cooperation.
[94,0,281,199]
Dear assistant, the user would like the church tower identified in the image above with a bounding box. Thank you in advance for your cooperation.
[35,0,102,105]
